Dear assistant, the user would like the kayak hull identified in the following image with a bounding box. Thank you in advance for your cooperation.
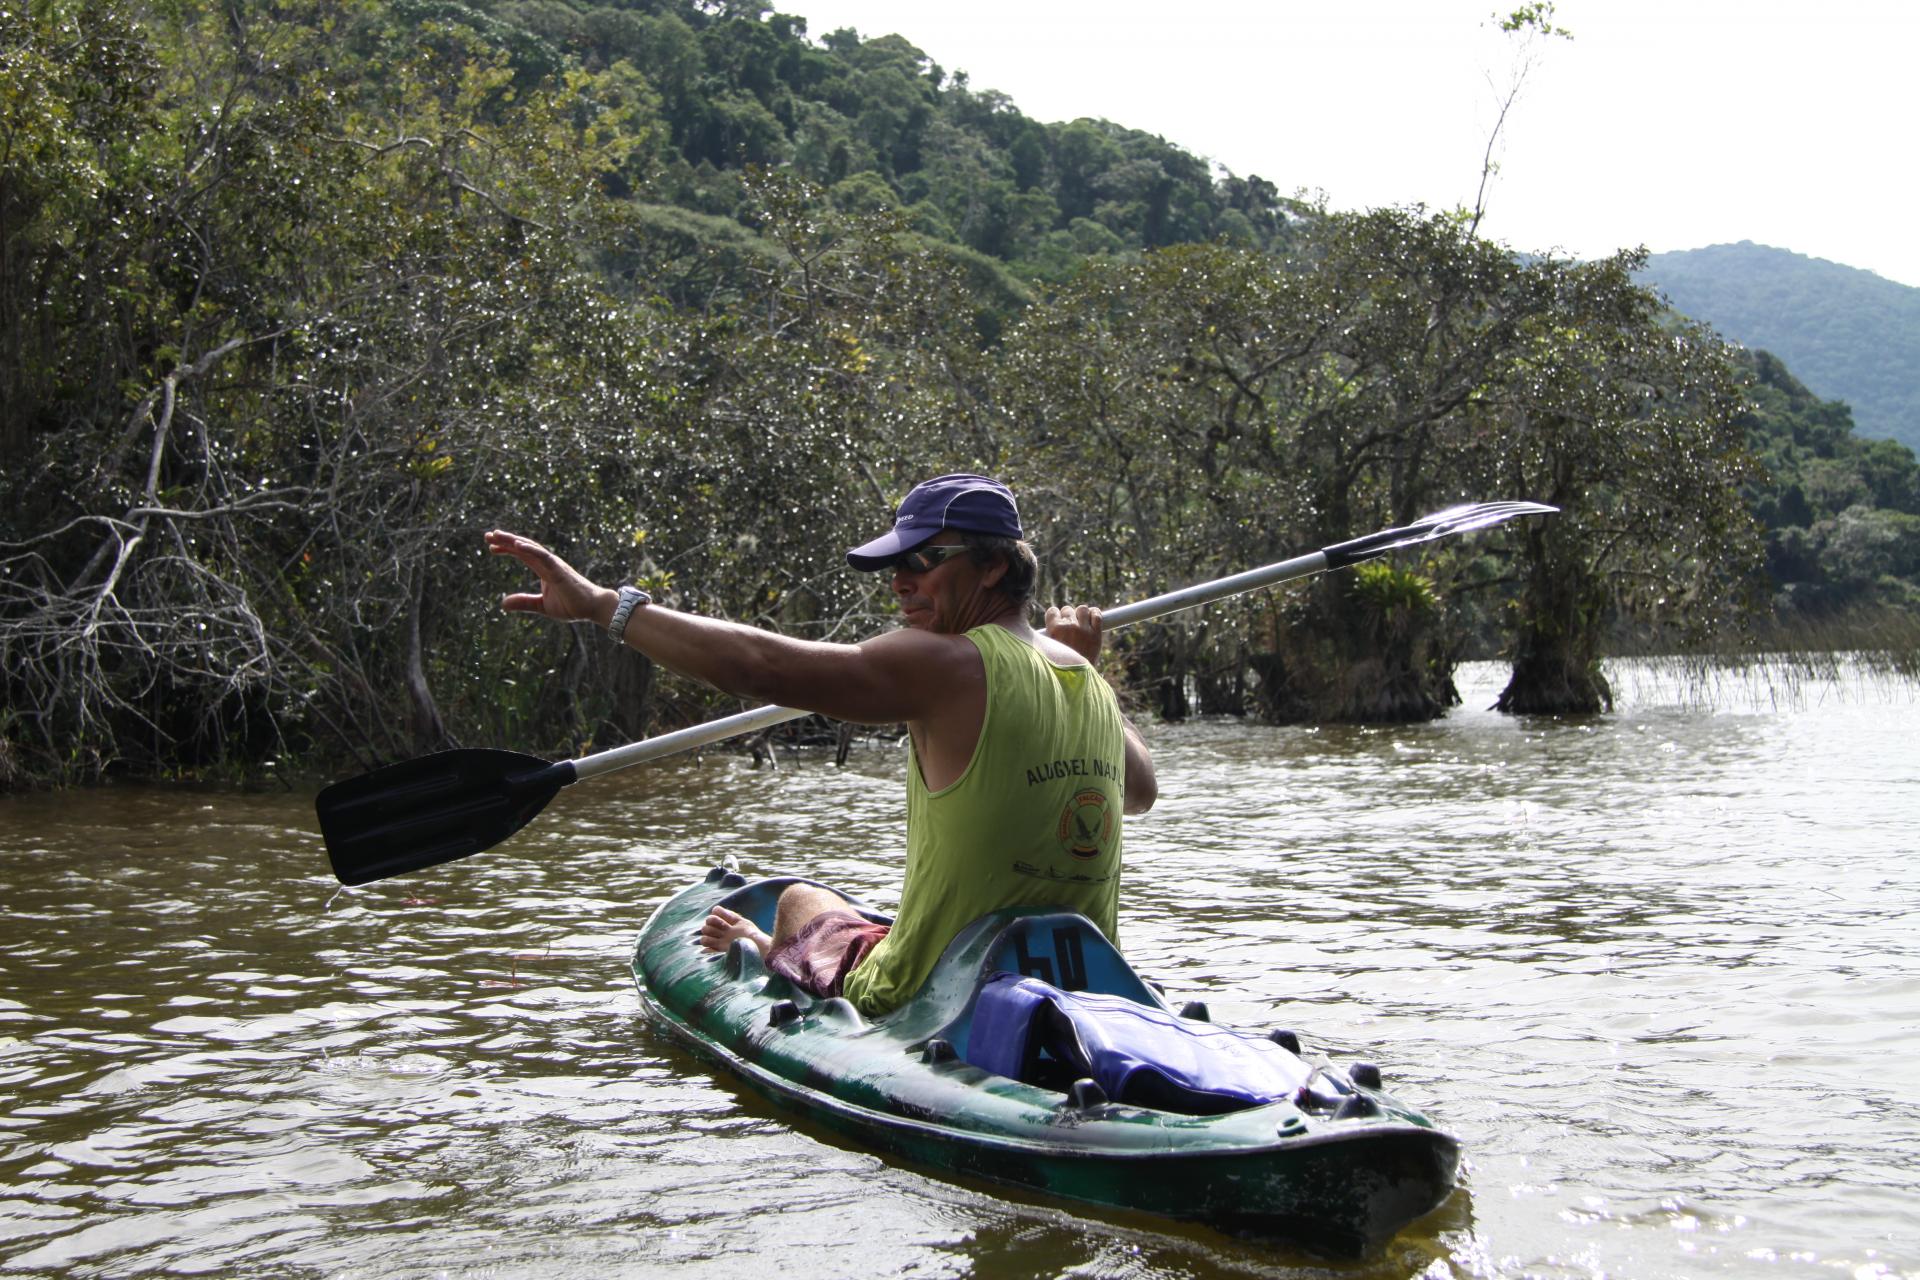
[633,866,1459,1257]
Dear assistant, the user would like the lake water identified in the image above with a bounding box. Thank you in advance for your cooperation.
[1,660,1915,1279]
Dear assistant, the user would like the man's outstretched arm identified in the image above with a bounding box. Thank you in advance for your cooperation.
[485,529,966,726]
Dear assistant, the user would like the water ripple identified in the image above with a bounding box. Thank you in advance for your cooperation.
[0,664,1915,1278]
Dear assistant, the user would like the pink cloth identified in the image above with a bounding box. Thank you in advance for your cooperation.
[766,908,890,998]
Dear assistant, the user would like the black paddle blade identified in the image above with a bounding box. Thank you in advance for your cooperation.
[317,749,576,886]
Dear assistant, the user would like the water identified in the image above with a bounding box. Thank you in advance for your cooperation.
[1,661,1916,1279]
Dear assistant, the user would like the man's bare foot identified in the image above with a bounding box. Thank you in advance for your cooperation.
[697,904,772,956]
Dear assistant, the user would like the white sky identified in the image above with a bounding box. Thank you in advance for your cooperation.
[783,0,1920,287]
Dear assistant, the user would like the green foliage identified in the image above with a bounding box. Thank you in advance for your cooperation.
[993,219,1763,722]
[1,0,674,779]
[1352,561,1438,617]
[0,0,164,446]
[1738,349,1920,614]
[434,0,1309,290]
[1499,3,1571,38]
[1478,254,1765,710]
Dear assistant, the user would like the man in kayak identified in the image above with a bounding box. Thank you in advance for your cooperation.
[487,473,1154,1017]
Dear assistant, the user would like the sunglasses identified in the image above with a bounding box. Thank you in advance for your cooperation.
[892,543,971,574]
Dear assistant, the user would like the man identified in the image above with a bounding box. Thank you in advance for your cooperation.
[486,473,1154,1016]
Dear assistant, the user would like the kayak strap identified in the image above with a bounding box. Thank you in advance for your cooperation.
[964,972,1312,1115]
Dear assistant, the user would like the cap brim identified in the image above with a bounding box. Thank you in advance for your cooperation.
[846,526,936,571]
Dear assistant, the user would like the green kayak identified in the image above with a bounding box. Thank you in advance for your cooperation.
[633,865,1459,1257]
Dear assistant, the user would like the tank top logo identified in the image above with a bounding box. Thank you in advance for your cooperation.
[1057,788,1114,860]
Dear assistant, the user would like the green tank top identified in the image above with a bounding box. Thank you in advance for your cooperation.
[842,624,1127,1016]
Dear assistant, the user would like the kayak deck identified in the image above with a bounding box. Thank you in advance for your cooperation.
[633,865,1459,1257]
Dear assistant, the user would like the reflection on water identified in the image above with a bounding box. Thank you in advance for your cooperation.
[1,661,1916,1279]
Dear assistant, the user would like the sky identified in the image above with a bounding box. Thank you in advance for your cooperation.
[781,0,1920,288]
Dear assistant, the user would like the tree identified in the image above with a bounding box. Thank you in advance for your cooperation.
[0,0,674,779]
[1475,254,1764,712]
[998,241,1329,719]
[1261,208,1556,722]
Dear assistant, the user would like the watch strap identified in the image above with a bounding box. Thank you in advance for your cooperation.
[607,585,651,643]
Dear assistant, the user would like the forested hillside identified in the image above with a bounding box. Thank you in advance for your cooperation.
[1739,351,1920,615]
[0,0,1907,788]
[1640,242,1920,455]
[398,0,1304,324]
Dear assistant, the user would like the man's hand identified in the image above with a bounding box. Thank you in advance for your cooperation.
[485,530,616,628]
[1044,603,1105,664]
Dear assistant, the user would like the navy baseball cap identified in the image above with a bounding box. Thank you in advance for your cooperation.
[846,474,1023,571]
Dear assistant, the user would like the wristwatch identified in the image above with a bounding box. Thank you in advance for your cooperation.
[607,585,651,643]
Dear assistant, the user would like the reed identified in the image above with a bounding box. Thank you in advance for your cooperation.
[1601,606,1920,711]
[1720,607,1920,676]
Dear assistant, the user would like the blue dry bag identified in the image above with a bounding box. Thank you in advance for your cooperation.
[965,971,1311,1115]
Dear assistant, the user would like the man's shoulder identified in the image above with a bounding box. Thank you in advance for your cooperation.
[971,620,1092,672]
[862,625,983,669]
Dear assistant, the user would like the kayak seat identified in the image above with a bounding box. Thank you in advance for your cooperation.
[925,911,1159,1067]
[973,911,1155,1004]
[963,972,1314,1116]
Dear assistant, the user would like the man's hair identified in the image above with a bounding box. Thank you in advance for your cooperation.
[961,532,1038,609]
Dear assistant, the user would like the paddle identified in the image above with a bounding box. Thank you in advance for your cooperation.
[319,500,1554,885]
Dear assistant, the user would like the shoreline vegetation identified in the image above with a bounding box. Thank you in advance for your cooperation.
[1645,608,1920,693]
[3,0,1916,791]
